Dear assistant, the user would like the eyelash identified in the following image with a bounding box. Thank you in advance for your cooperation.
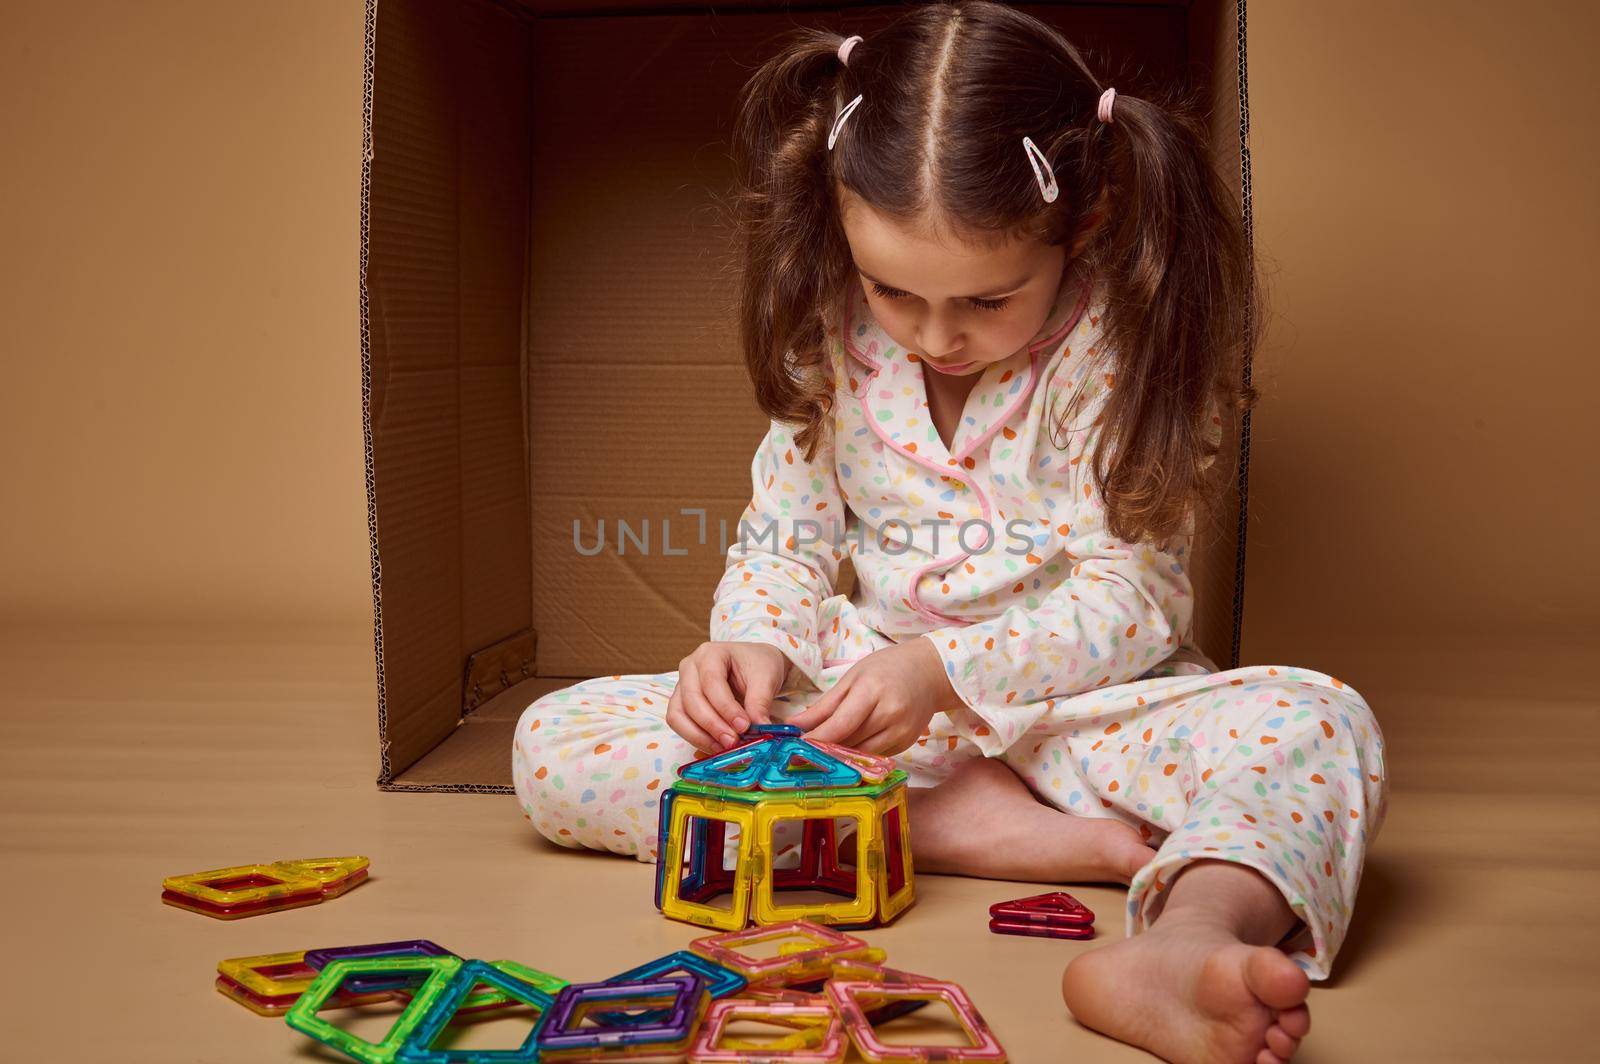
[870,281,1012,312]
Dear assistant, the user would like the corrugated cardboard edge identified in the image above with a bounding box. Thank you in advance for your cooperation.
[358,0,397,787]
[379,781,515,795]
[1228,0,1255,670]
[360,0,528,795]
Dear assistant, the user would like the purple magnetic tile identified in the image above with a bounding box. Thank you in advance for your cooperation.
[304,940,455,993]
[539,974,705,1050]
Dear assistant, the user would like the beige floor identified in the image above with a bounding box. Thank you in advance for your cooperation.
[0,622,1593,1061]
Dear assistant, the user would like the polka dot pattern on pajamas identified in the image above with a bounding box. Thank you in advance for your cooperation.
[510,269,1389,983]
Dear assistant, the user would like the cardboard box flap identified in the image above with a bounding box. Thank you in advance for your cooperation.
[363,0,534,782]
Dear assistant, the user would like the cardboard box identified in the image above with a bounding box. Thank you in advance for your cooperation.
[360,0,1254,791]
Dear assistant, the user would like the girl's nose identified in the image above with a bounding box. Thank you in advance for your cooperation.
[917,312,964,359]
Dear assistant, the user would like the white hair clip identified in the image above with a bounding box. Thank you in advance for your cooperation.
[828,93,863,151]
[1021,135,1058,203]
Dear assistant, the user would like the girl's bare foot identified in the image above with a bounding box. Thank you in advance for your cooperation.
[1061,862,1312,1064]
[907,757,1156,884]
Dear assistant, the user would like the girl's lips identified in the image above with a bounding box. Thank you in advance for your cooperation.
[926,358,978,374]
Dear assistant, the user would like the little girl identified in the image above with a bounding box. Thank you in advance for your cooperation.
[513,4,1389,1062]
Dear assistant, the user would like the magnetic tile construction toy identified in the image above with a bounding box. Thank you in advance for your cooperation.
[215,949,396,1016]
[162,855,370,919]
[306,940,457,994]
[286,955,464,1064]
[394,959,559,1063]
[277,856,372,897]
[265,921,1006,1063]
[537,974,710,1062]
[687,998,847,1063]
[738,986,830,1007]
[606,950,747,1000]
[687,924,926,1026]
[817,956,932,1026]
[656,724,915,930]
[405,959,567,1019]
[688,933,920,1024]
[589,950,747,1027]
[826,976,1008,1063]
[687,920,873,986]
[746,945,890,994]
[986,890,1096,940]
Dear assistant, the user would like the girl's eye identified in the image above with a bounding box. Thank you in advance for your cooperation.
[870,281,1010,313]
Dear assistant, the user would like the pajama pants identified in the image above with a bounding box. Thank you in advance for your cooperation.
[511,652,1389,982]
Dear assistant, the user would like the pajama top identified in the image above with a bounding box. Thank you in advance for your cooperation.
[709,265,1221,757]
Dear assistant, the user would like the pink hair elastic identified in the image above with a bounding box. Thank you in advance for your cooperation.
[1025,86,1118,202]
[837,34,862,65]
[1098,86,1117,124]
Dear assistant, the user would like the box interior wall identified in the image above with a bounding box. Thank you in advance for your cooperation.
[361,0,1251,791]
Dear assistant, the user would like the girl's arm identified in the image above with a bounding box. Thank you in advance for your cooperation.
[709,413,848,694]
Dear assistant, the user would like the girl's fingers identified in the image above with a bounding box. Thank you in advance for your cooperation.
[666,687,718,753]
[700,659,750,734]
[734,656,779,725]
[670,711,718,754]
[841,708,891,750]
[677,665,738,749]
[740,673,776,725]
[787,678,846,731]
[853,725,908,757]
[852,727,890,755]
[828,697,890,749]
[805,686,875,745]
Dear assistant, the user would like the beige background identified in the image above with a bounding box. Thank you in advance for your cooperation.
[1,2,1596,1060]
[1,0,368,627]
[1241,1,1598,700]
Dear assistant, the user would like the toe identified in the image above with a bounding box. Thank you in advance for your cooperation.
[1264,1024,1299,1059]
[1245,948,1311,1010]
[1275,1003,1311,1039]
[1256,1050,1285,1064]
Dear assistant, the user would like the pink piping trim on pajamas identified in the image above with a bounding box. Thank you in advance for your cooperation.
[842,274,1095,627]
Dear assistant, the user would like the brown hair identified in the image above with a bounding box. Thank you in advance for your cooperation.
[722,0,1262,546]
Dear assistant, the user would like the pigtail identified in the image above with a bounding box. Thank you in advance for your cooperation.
[727,28,859,461]
[1078,86,1263,547]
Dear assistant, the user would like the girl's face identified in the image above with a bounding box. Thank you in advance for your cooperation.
[838,187,1075,377]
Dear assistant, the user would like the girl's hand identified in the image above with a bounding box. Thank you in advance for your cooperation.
[786,638,960,756]
[667,641,792,753]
